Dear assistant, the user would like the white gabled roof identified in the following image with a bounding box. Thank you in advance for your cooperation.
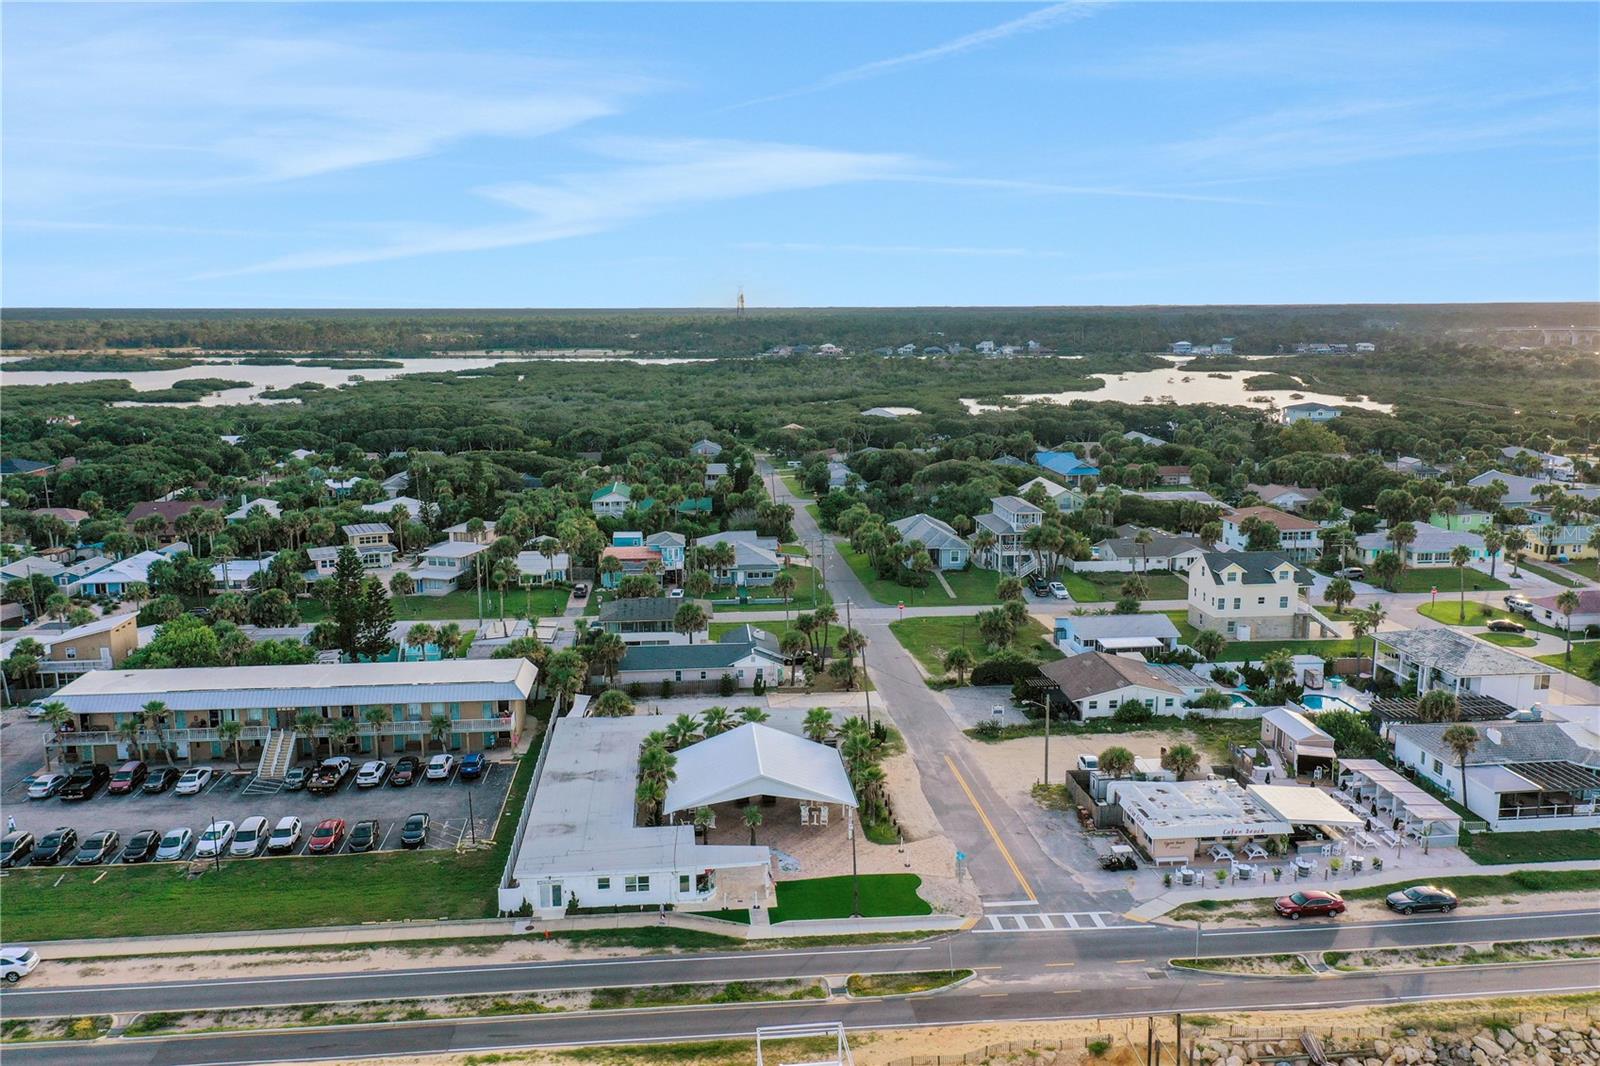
[665,723,856,813]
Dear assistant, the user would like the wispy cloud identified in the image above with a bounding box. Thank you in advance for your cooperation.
[904,175,1269,206]
[206,139,916,276]
[736,241,1063,258]
[730,1,1103,109]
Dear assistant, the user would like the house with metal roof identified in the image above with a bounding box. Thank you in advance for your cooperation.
[226,498,282,523]
[1054,614,1180,657]
[1259,707,1335,778]
[1355,524,1494,568]
[1279,401,1341,424]
[404,539,488,594]
[591,482,632,517]
[889,514,969,570]
[1186,551,1317,641]
[210,554,276,591]
[610,627,787,692]
[1085,530,1207,573]
[1034,450,1099,485]
[1037,651,1197,719]
[0,612,138,693]
[444,520,497,544]
[1391,720,1600,832]
[690,438,723,458]
[1374,627,1554,710]
[49,658,537,769]
[1245,484,1323,514]
[65,544,189,598]
[362,495,424,521]
[695,531,782,587]
[973,495,1044,577]
[596,596,708,645]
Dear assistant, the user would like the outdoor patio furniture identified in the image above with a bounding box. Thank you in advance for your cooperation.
[1348,855,1364,872]
[1292,856,1316,875]
[1244,843,1269,860]
[1232,862,1256,880]
[1354,831,1378,850]
[1379,829,1401,847]
[1208,843,1234,862]
[1178,866,1199,886]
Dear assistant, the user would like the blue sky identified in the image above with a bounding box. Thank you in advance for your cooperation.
[3,2,1596,307]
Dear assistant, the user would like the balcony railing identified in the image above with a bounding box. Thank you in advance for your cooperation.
[1499,802,1598,820]
[51,717,514,748]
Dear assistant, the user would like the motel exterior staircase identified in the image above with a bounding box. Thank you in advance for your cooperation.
[243,729,297,795]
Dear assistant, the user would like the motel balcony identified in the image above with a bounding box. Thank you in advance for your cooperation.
[49,716,516,750]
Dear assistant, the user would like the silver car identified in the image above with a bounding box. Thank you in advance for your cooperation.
[229,816,269,858]
[155,827,193,861]
[26,773,68,800]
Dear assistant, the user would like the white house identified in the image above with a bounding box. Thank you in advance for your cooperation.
[1037,651,1209,719]
[1391,721,1599,833]
[1527,588,1600,631]
[1355,525,1494,567]
[1374,627,1554,709]
[1186,551,1312,640]
[361,495,424,521]
[1501,446,1576,482]
[1015,476,1084,511]
[407,540,488,595]
[1053,614,1180,656]
[591,482,632,518]
[889,514,969,571]
[210,555,275,592]
[695,531,782,587]
[1083,531,1207,573]
[973,496,1044,576]
[703,462,729,489]
[515,546,571,586]
[1280,402,1341,424]
[445,520,497,544]
[1259,707,1335,778]
[1122,430,1166,446]
[1245,484,1322,514]
[1223,507,1322,562]
[690,439,723,459]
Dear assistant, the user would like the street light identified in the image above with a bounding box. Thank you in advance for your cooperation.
[1018,691,1053,786]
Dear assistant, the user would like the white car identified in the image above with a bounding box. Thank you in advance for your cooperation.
[193,820,236,859]
[229,816,269,857]
[1,945,40,984]
[175,767,213,795]
[354,760,389,788]
[25,700,49,719]
[1077,754,1100,772]
[155,827,193,861]
[667,587,685,598]
[1048,581,1070,600]
[266,816,303,854]
[1335,566,1365,580]
[27,772,68,800]
[425,753,455,781]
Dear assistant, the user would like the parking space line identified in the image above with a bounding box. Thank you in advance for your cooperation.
[378,823,396,850]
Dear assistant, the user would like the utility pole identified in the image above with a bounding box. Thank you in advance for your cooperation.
[467,789,477,846]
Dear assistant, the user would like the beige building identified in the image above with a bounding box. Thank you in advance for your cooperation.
[0,613,139,693]
[1187,551,1311,641]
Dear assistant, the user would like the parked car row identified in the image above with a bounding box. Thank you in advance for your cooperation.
[1272,884,1459,920]
[1,811,434,867]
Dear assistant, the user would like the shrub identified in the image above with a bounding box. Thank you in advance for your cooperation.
[659,679,674,698]
[1087,1039,1111,1057]
[752,674,766,695]
[1112,702,1154,724]
[971,652,1040,687]
[718,673,737,697]
[973,719,1003,740]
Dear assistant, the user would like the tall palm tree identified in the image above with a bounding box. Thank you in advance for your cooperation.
[428,713,453,756]
[219,720,245,768]
[294,709,323,760]
[364,705,393,757]
[1483,528,1505,578]
[1504,529,1528,577]
[1441,723,1480,804]
[1450,544,1473,622]
[329,717,359,754]
[141,699,174,766]
[742,803,764,845]
[117,715,145,764]
[1556,589,1581,660]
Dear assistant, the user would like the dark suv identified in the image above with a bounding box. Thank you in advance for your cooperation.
[60,763,111,801]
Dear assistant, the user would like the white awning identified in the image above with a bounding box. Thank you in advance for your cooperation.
[665,723,856,813]
[1249,785,1364,828]
[1097,636,1166,650]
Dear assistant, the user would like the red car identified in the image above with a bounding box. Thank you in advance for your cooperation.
[306,818,347,854]
[1274,889,1345,919]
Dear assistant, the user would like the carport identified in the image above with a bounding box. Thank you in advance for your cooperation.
[664,723,857,821]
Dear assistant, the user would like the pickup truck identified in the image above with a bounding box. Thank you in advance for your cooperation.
[307,757,354,795]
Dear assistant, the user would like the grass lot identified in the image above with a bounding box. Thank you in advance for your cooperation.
[697,873,931,924]
[300,585,569,623]
[1416,600,1567,637]
[889,615,1061,679]
[1384,567,1509,594]
[1556,558,1599,581]
[779,542,809,557]
[1519,560,1586,587]
[1462,828,1600,864]
[838,547,1002,607]
[1062,569,1188,603]
[1163,611,1362,661]
[1478,631,1538,648]
[709,566,832,613]
[846,969,971,997]
[1537,642,1600,679]
[2,736,539,942]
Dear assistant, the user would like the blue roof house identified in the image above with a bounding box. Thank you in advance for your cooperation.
[1035,451,1100,486]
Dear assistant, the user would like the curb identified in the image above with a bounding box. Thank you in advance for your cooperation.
[1167,955,1319,980]
[840,969,978,1001]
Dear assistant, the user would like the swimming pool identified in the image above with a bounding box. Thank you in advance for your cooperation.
[1299,693,1361,714]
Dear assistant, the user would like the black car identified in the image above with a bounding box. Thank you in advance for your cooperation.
[347,819,381,853]
[142,766,181,794]
[59,763,111,801]
[1028,573,1050,596]
[1487,618,1527,634]
[0,831,34,868]
[119,829,162,864]
[31,827,79,866]
[1385,884,1459,914]
[390,755,421,787]
[399,812,430,849]
[74,830,121,865]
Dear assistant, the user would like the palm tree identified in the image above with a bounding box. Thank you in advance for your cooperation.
[116,716,145,764]
[1098,745,1135,779]
[700,705,734,737]
[1387,521,1417,576]
[1191,628,1227,662]
[1361,602,1387,670]
[294,709,323,760]
[1504,528,1528,577]
[1556,589,1581,660]
[140,699,174,766]
[673,602,708,644]
[943,646,975,685]
[972,527,997,567]
[1449,544,1473,622]
[329,716,359,754]
[1133,527,1154,572]
[218,720,245,768]
[1441,723,1480,803]
[492,560,514,621]
[436,622,462,659]
[742,803,764,845]
[1325,577,1355,615]
[587,631,627,687]
[772,571,797,623]
[1161,743,1201,781]
[593,689,635,717]
[692,805,715,843]
[389,571,415,614]
[1415,690,1460,723]
[1483,528,1505,578]
[364,705,393,756]
[995,576,1024,602]
[427,713,453,756]
[803,706,834,744]
[738,705,769,724]
[666,713,702,750]
[405,622,436,662]
[37,700,73,771]
[636,776,668,825]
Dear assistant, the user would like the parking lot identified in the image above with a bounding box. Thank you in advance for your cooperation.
[2,739,516,862]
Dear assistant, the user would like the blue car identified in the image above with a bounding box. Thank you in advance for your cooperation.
[458,753,486,780]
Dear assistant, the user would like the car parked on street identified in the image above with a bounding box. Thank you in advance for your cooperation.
[348,819,381,852]
[27,773,67,800]
[1504,594,1535,615]
[308,757,353,795]
[1385,885,1459,914]
[0,831,35,868]
[1274,889,1345,919]
[194,820,236,859]
[390,755,421,787]
[1048,580,1070,600]
[107,760,148,795]
[155,827,193,861]
[425,754,455,781]
[307,818,347,854]
[142,766,181,794]
[399,812,430,849]
[30,827,79,866]
[355,760,389,788]
[230,816,270,857]
[59,763,111,801]
[1335,566,1366,579]
[175,767,214,796]
[1,946,40,984]
[1487,618,1527,634]
[73,830,121,865]
[266,817,303,854]
[458,753,486,780]
[283,766,309,791]
[119,829,161,864]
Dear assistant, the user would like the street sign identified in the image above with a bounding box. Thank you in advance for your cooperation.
[955,850,966,862]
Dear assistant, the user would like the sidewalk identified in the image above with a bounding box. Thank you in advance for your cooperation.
[1125,859,1600,921]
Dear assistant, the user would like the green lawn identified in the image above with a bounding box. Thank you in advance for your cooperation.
[771,874,931,923]
[300,585,569,623]
[1478,631,1537,648]
[1416,600,1566,637]
[2,747,538,942]
[1062,569,1188,603]
[1162,610,1362,661]
[1557,558,1599,581]
[779,542,810,557]
[1385,567,1509,594]
[1462,828,1600,865]
[888,615,1061,679]
[1519,560,1586,588]
[838,547,1002,607]
[1537,642,1600,679]
[709,566,832,613]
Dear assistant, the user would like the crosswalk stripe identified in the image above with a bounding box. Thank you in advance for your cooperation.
[975,910,1133,934]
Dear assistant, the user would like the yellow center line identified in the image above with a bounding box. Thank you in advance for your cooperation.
[1053,989,1079,995]
[1045,962,1076,968]
[943,754,1036,902]
[1116,958,1148,964]
[971,965,1003,971]
[979,993,1009,998]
